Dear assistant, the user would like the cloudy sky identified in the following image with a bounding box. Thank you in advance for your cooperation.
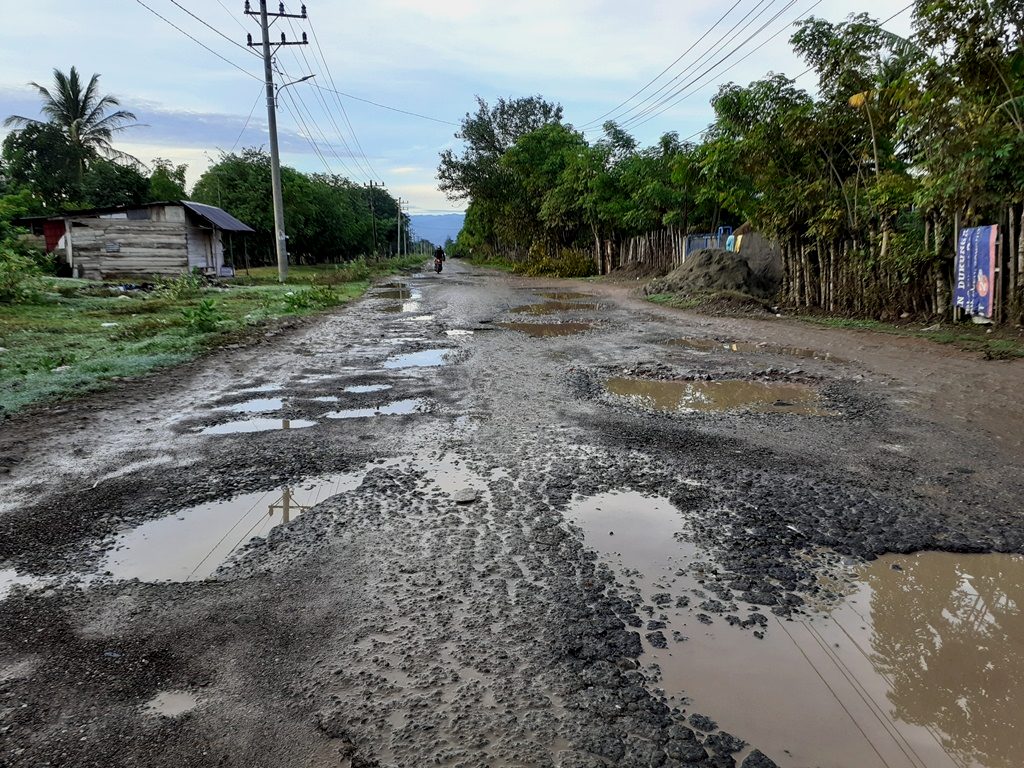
[0,0,912,217]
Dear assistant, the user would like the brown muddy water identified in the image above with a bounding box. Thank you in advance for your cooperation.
[670,337,846,362]
[497,321,593,337]
[100,472,365,581]
[606,377,831,416]
[514,301,603,315]
[539,291,595,300]
[566,492,1024,768]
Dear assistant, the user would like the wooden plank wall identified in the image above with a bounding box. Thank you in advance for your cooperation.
[70,219,189,279]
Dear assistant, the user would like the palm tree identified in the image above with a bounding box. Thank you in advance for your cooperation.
[4,66,138,178]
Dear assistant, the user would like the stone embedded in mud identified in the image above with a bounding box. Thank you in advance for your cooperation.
[646,631,668,648]
[452,488,479,504]
[705,731,747,755]
[689,713,718,732]
[696,613,713,625]
[740,749,780,768]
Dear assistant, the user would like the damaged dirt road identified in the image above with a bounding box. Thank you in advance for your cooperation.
[2,261,1023,768]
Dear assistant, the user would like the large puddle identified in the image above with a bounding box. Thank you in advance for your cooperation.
[567,491,1024,768]
[215,397,284,413]
[606,377,830,415]
[497,322,593,337]
[539,291,594,300]
[514,301,603,315]
[670,337,846,362]
[101,472,365,581]
[324,398,426,420]
[198,418,318,435]
[382,349,451,369]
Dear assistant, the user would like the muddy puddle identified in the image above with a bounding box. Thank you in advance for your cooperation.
[670,337,845,362]
[0,568,44,600]
[514,301,602,315]
[539,291,594,300]
[198,418,318,435]
[497,321,593,337]
[445,329,474,337]
[324,399,427,420]
[144,690,199,717]
[567,491,1024,768]
[375,288,414,300]
[100,472,366,581]
[606,377,830,415]
[344,384,392,394]
[215,397,284,413]
[383,349,451,369]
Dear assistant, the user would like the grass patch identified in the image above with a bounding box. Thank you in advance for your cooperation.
[0,256,422,414]
[798,315,1024,358]
[646,290,771,314]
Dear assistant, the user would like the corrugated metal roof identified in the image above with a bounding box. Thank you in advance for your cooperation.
[182,201,255,233]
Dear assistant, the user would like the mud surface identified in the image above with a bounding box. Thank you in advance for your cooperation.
[2,261,1023,767]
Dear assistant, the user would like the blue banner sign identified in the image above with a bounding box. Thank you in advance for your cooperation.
[954,225,998,318]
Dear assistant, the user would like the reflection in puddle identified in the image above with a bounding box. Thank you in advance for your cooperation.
[344,384,393,394]
[199,418,317,435]
[101,472,365,581]
[445,329,474,337]
[497,322,593,337]
[606,377,830,415]
[514,301,602,315]
[540,291,594,300]
[324,399,426,419]
[383,349,451,369]
[670,337,845,362]
[144,691,199,717]
[375,288,413,300]
[567,490,1020,768]
[215,397,284,413]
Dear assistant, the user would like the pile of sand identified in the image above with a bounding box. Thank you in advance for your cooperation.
[644,248,779,300]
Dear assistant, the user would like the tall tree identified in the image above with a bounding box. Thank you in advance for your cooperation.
[3,66,138,180]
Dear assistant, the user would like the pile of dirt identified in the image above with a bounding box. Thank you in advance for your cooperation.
[644,248,779,301]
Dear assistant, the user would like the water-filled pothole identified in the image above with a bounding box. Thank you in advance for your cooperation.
[215,397,284,413]
[606,377,830,415]
[100,472,366,581]
[144,690,199,717]
[497,322,593,337]
[669,337,846,362]
[567,491,1023,768]
[376,288,413,300]
[383,349,451,369]
[344,384,393,394]
[0,568,44,601]
[323,399,427,419]
[514,301,602,315]
[198,418,318,435]
[540,291,594,300]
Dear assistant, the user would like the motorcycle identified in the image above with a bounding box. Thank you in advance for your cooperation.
[434,256,444,273]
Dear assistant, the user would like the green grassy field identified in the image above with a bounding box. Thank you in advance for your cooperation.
[0,256,426,414]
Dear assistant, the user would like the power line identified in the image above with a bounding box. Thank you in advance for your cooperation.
[304,11,382,182]
[627,0,825,130]
[619,0,801,129]
[312,84,459,126]
[133,0,261,80]
[165,0,259,57]
[278,87,336,175]
[580,0,747,129]
[230,85,265,153]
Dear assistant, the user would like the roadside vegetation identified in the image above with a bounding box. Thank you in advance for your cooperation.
[0,255,425,415]
[440,0,1023,322]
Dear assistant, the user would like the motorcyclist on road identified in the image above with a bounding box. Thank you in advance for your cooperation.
[433,246,446,273]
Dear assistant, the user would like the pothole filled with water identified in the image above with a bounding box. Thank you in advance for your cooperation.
[323,398,427,420]
[215,397,284,413]
[606,377,831,415]
[497,322,593,337]
[344,384,393,394]
[539,291,594,300]
[669,338,846,362]
[198,418,318,435]
[567,490,1024,768]
[100,472,365,582]
[0,568,45,601]
[383,349,451,369]
[144,690,199,718]
[514,301,603,315]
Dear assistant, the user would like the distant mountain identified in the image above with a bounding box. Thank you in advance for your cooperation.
[408,213,465,245]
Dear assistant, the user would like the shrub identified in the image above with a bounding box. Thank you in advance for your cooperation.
[513,245,596,278]
[0,246,44,304]
[164,270,207,300]
[181,298,223,333]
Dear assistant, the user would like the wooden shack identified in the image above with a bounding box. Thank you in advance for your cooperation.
[26,202,254,280]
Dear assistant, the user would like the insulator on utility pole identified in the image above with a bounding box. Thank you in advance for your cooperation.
[302,32,308,43]
[301,4,307,17]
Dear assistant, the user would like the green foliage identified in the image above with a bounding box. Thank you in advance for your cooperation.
[148,158,187,201]
[0,247,44,304]
[513,244,596,278]
[181,298,223,333]
[81,159,149,208]
[163,271,206,300]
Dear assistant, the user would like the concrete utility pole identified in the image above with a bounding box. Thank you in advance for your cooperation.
[245,1,309,283]
[368,181,379,257]
[397,198,402,258]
